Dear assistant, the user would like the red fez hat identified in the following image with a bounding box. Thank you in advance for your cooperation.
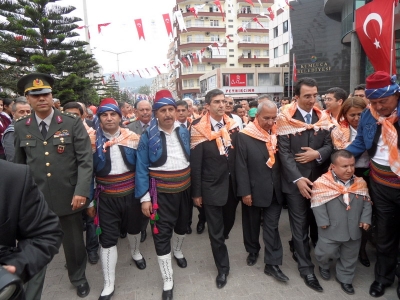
[366,71,392,89]
[154,90,173,102]
[99,98,118,107]
[89,105,97,114]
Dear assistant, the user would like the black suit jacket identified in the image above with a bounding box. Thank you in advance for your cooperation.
[190,118,238,206]
[0,160,63,283]
[278,109,333,193]
[236,132,283,207]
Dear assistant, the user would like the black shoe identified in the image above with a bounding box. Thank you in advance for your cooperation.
[224,235,229,239]
[174,255,187,268]
[77,282,90,298]
[318,266,331,280]
[186,225,192,234]
[196,221,205,234]
[369,281,386,298]
[140,231,147,243]
[119,232,127,239]
[264,265,289,282]
[88,251,99,265]
[162,288,173,300]
[288,240,298,263]
[303,274,323,292]
[358,252,370,267]
[98,289,114,300]
[133,257,146,270]
[246,253,259,266]
[336,278,354,295]
[216,273,228,289]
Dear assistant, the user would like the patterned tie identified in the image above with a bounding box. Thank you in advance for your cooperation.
[305,113,311,124]
[143,124,149,131]
[216,122,229,157]
[40,121,47,139]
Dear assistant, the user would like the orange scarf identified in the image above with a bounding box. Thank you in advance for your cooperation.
[92,128,140,152]
[190,113,238,155]
[241,118,277,168]
[331,120,351,150]
[276,102,334,136]
[369,107,400,177]
[311,171,370,210]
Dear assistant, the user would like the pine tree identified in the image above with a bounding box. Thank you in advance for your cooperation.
[102,77,121,101]
[0,0,100,101]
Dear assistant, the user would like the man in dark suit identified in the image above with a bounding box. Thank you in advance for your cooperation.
[190,89,240,289]
[127,100,152,242]
[0,160,63,299]
[236,100,289,282]
[14,73,93,298]
[277,77,334,292]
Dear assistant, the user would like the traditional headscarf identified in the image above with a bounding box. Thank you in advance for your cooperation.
[365,71,400,99]
[149,90,177,154]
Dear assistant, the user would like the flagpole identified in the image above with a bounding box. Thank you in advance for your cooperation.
[390,1,395,76]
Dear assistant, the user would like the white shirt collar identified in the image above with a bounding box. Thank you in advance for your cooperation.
[297,106,313,119]
[159,122,180,135]
[210,116,224,128]
[103,128,121,140]
[140,120,149,128]
[35,109,54,127]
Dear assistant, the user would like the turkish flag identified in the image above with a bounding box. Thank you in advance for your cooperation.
[355,0,396,74]
[98,23,111,33]
[245,0,254,6]
[134,19,145,40]
[162,13,173,38]
[267,7,275,21]
[213,0,225,21]
[253,17,264,29]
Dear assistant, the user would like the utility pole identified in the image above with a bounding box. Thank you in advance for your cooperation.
[102,50,132,91]
[82,0,91,54]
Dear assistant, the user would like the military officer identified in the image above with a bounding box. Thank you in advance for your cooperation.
[14,73,93,298]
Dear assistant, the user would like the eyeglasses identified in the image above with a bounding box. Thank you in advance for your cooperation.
[226,102,234,105]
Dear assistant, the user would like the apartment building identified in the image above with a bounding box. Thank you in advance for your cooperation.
[174,0,274,99]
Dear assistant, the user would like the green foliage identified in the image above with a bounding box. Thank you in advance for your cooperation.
[0,0,102,104]
[138,84,151,95]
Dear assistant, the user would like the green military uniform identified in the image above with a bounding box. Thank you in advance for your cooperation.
[14,73,93,298]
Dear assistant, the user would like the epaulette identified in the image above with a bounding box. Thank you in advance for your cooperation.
[61,111,77,118]
[15,114,31,122]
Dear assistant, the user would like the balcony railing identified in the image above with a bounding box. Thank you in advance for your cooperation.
[185,24,226,29]
[180,37,225,44]
[237,7,270,15]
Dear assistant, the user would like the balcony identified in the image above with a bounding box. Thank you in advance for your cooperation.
[237,41,269,49]
[177,0,225,3]
[237,0,273,3]
[238,56,269,63]
[237,7,270,18]
[184,24,226,33]
[238,22,269,33]
[179,37,226,50]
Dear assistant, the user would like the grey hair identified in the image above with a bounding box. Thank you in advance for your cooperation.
[257,100,277,114]
[12,99,30,113]
[183,98,193,105]
[256,94,271,102]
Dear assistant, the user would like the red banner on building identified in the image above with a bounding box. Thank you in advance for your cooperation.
[230,74,247,86]
[355,0,396,74]
[162,14,173,38]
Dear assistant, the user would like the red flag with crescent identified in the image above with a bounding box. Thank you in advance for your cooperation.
[355,0,395,74]
[253,17,264,29]
[98,23,111,33]
[134,19,145,40]
[267,7,275,21]
[213,0,225,21]
[162,14,173,38]
[245,0,254,7]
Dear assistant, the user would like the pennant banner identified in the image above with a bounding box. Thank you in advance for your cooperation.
[162,13,173,38]
[174,10,187,32]
[98,23,111,33]
[134,19,145,40]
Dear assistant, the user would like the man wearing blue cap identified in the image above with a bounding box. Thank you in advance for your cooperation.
[347,71,400,298]
[14,73,93,298]
[136,89,191,300]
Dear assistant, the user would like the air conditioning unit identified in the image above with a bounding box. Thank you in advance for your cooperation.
[205,17,209,20]
[200,17,204,20]
[207,62,211,65]
[205,32,210,36]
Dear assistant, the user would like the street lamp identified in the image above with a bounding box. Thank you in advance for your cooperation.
[102,50,132,91]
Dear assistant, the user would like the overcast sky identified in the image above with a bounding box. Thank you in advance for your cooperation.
[65,0,176,75]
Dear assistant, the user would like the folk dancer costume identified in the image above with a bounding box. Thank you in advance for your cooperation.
[311,171,371,287]
[92,99,146,300]
[135,90,191,300]
[277,101,334,281]
[346,71,400,295]
[190,112,239,281]
[236,118,288,280]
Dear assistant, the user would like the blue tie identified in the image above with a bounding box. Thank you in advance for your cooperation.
[305,113,311,124]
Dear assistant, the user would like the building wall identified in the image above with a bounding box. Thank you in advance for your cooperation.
[291,0,351,94]
[269,7,290,67]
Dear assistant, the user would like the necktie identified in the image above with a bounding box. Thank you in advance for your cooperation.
[143,124,149,130]
[305,113,311,124]
[40,121,47,139]
[181,123,186,128]
[216,122,229,157]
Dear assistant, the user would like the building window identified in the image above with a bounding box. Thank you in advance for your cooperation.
[230,64,235,66]
[197,64,205,71]
[253,35,261,43]
[255,64,261,67]
[210,20,219,27]
[186,35,192,42]
[194,19,204,27]
[247,73,254,85]
[229,55,234,57]
[258,73,280,86]
[273,26,278,38]
[242,49,251,58]
[263,64,268,67]
[183,80,187,88]
[210,34,220,41]
[243,35,251,42]
[183,66,193,73]
[186,20,191,28]
[283,43,288,54]
[274,47,279,58]
[228,25,233,28]
[228,19,233,22]
[211,64,220,70]
[263,50,269,57]
[283,20,288,33]
[243,64,252,68]
[229,49,234,52]
[254,50,260,57]
[189,79,195,87]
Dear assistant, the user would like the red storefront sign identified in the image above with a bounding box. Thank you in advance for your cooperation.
[229,74,247,86]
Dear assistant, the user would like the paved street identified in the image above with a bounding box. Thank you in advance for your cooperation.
[42,207,397,300]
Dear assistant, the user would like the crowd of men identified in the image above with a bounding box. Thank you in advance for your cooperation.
[0,70,399,300]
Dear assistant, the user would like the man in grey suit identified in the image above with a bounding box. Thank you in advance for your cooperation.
[311,150,372,295]
[277,77,334,292]
[127,99,152,242]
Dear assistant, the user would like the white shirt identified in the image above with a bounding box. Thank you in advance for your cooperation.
[371,135,390,166]
[35,109,54,132]
[350,126,370,168]
[140,121,150,130]
[141,123,190,202]
[174,120,189,128]
[297,106,313,123]
[103,129,130,175]
[231,114,243,130]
